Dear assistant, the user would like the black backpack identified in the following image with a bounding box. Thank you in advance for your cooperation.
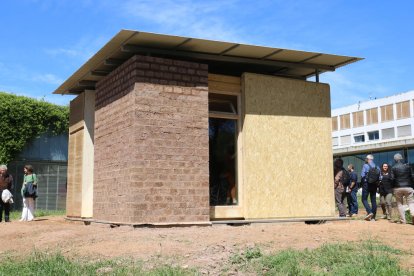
[367,164,380,184]
[341,169,351,187]
[23,182,38,198]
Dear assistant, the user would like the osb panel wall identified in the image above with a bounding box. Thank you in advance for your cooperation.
[242,73,334,219]
[69,94,84,127]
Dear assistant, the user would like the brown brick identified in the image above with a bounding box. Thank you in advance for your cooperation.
[93,54,209,224]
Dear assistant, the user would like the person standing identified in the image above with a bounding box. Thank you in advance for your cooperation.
[20,165,37,222]
[391,153,414,224]
[379,163,393,220]
[361,154,379,221]
[0,165,13,222]
[334,158,347,217]
[347,164,358,217]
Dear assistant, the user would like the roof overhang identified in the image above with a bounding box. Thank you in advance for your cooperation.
[53,30,363,95]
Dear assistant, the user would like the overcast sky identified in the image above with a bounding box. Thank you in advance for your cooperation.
[1,0,413,108]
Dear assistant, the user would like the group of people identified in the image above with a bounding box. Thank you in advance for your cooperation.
[0,164,38,222]
[334,153,414,224]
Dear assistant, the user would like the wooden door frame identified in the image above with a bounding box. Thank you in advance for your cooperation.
[208,74,244,220]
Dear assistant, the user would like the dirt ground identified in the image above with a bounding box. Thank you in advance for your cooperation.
[0,216,413,274]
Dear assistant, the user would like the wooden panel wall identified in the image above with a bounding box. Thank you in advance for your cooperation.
[208,74,241,94]
[242,73,335,219]
[67,92,97,218]
[67,122,84,217]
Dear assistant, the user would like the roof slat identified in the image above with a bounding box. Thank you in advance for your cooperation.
[121,44,336,71]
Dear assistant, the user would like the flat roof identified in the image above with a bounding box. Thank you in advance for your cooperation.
[54,30,363,95]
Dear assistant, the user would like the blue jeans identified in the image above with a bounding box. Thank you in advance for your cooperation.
[347,188,358,215]
[362,183,377,218]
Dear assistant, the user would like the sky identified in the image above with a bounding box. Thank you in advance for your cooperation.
[0,0,413,108]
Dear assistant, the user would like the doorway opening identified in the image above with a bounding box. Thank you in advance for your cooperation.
[208,93,239,206]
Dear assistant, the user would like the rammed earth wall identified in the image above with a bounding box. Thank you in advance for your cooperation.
[93,55,209,223]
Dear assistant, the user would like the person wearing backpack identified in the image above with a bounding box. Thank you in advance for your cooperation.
[361,154,379,221]
[391,153,414,224]
[334,158,347,217]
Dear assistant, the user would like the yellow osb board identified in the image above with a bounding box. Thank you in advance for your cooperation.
[67,128,83,217]
[242,73,335,219]
[66,95,85,217]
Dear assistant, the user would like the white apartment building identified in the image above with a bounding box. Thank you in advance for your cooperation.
[332,90,414,173]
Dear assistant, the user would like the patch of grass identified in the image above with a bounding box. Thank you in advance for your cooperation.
[9,209,66,221]
[230,246,262,267]
[0,252,196,276]
[230,240,410,275]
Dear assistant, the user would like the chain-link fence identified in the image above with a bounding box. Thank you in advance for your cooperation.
[7,161,67,211]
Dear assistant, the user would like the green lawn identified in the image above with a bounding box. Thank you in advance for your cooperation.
[229,240,411,275]
[0,252,195,276]
[0,240,409,275]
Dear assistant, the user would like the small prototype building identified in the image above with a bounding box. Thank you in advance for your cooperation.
[54,30,361,224]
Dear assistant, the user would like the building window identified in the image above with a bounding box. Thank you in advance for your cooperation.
[209,93,237,115]
[332,137,338,146]
[352,111,364,127]
[397,125,412,137]
[368,130,379,141]
[332,117,338,131]
[366,108,378,125]
[354,134,365,143]
[380,104,394,122]
[208,93,239,206]
[382,128,395,140]
[396,101,410,119]
[340,114,350,130]
[340,135,351,145]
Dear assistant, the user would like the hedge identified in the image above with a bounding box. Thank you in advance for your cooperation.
[0,92,69,163]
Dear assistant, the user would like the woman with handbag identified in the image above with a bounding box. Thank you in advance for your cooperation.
[20,165,37,221]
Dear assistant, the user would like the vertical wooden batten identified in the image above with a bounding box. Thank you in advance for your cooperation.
[66,91,95,218]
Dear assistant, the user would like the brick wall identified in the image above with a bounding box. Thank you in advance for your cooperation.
[94,55,209,223]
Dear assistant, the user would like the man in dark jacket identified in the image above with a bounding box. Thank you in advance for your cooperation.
[0,164,13,222]
[391,153,414,224]
[347,164,358,217]
[334,158,347,217]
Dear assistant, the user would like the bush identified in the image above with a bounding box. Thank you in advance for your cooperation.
[0,92,69,163]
